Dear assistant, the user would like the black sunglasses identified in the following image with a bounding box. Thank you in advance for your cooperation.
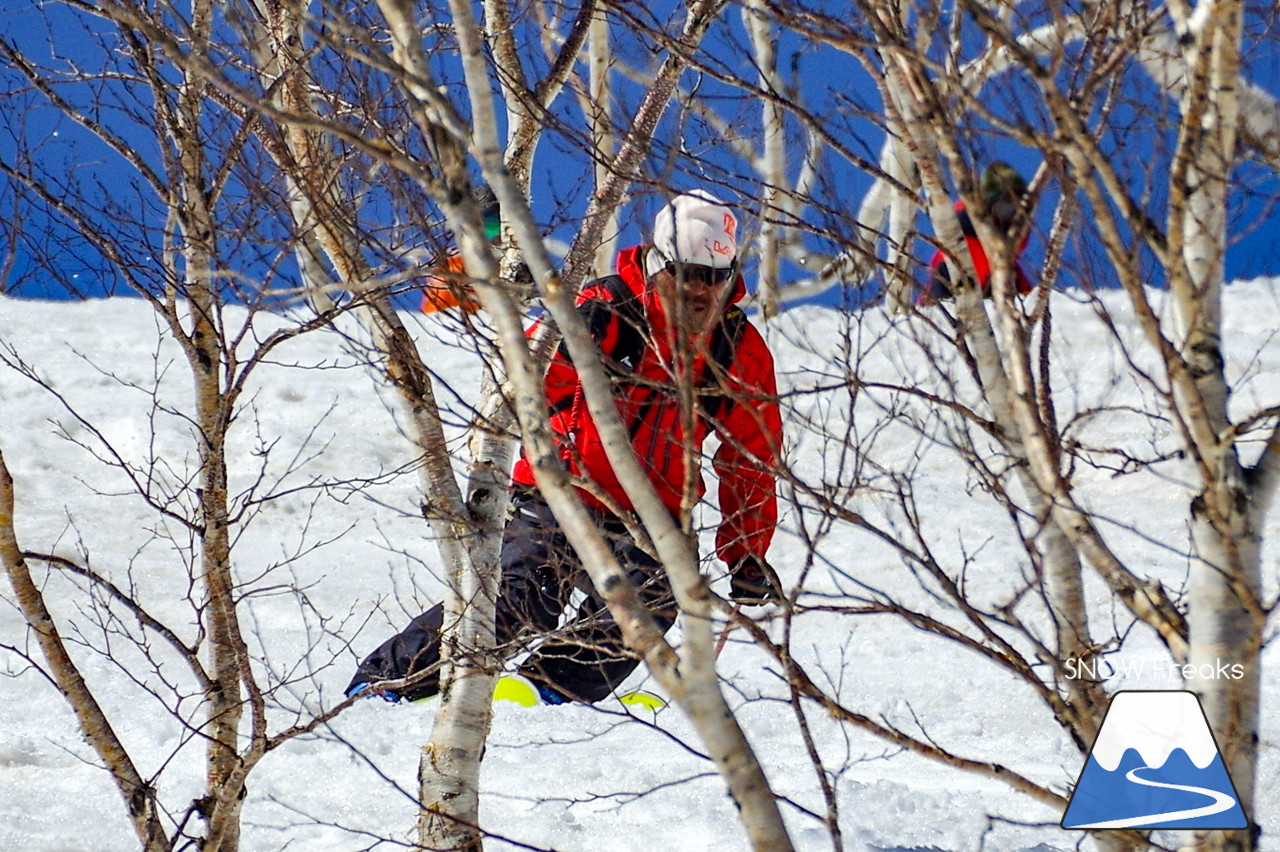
[664,262,736,287]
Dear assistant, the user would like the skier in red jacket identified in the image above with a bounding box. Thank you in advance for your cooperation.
[348,190,784,704]
[918,162,1034,305]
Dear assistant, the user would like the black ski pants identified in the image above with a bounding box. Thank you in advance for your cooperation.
[348,490,676,703]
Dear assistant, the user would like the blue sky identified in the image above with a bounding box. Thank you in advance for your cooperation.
[2,2,1278,308]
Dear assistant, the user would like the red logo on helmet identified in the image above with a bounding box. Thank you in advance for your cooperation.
[723,213,737,240]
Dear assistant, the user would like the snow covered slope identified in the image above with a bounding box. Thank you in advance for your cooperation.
[1,282,1277,851]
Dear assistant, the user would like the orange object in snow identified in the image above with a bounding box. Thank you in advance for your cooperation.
[420,253,481,314]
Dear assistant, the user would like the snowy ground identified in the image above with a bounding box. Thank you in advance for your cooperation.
[1,282,1278,851]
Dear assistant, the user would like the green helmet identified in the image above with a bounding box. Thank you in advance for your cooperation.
[981,161,1027,202]
[981,161,1028,233]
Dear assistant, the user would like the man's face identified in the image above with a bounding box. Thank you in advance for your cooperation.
[652,261,736,333]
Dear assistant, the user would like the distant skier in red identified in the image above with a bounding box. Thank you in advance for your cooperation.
[349,190,784,705]
[917,162,1035,305]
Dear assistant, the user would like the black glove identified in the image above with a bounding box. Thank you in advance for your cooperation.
[729,556,784,606]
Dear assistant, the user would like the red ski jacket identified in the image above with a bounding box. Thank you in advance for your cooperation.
[511,245,782,565]
[919,201,1032,305]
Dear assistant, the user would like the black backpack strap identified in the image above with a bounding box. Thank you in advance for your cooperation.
[547,276,647,419]
[554,274,649,376]
[599,275,647,374]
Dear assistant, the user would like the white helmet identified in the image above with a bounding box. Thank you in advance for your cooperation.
[648,189,738,274]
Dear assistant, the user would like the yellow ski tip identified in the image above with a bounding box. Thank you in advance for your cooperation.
[618,690,667,712]
[493,674,541,707]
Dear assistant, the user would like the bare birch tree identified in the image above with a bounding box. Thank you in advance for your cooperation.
[731,1,1279,849]
[367,0,796,845]
[0,5,404,848]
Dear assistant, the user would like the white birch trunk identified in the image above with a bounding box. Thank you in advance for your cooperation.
[377,0,598,844]
[171,6,255,844]
[431,0,793,839]
[745,0,784,318]
[355,5,509,850]
[588,11,619,276]
[1165,2,1261,847]
[254,4,504,848]
[1015,0,1270,839]
[877,131,920,313]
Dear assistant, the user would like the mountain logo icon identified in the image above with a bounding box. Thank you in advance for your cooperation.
[1062,690,1248,830]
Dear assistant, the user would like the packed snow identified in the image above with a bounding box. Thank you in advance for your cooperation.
[1,281,1278,851]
